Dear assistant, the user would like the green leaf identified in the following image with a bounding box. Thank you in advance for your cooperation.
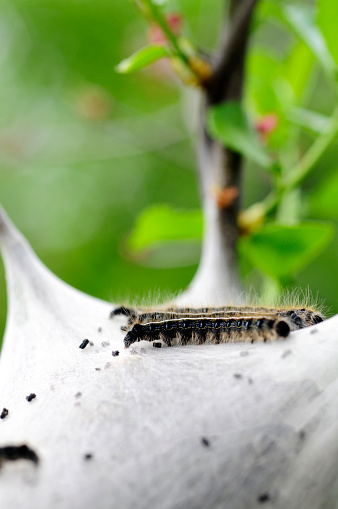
[309,171,338,218]
[281,4,337,81]
[283,41,314,101]
[127,205,203,252]
[115,45,170,74]
[318,0,338,66]
[207,102,271,168]
[288,107,329,134]
[246,49,284,114]
[125,205,203,268]
[239,222,334,280]
[260,2,337,82]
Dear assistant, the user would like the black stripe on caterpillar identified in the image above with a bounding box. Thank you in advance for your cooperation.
[110,305,324,332]
[123,316,296,349]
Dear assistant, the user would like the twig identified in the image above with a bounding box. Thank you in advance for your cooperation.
[141,0,190,66]
[135,0,210,84]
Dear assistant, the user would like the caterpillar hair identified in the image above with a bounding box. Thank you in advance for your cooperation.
[110,303,324,349]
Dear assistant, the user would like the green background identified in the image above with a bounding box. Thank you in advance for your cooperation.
[0,0,337,343]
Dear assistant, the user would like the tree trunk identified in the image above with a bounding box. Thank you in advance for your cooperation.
[178,0,258,305]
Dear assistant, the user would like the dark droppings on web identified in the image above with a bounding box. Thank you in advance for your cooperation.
[0,445,39,467]
[26,393,36,402]
[258,493,271,503]
[233,373,243,379]
[79,339,89,349]
[84,453,93,461]
[0,408,9,419]
[299,430,306,441]
[75,392,82,398]
[201,437,210,447]
[112,350,119,357]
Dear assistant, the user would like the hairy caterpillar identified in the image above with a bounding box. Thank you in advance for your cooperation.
[110,305,324,349]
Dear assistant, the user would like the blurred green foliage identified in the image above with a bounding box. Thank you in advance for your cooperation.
[207,102,271,168]
[238,222,334,281]
[0,0,338,345]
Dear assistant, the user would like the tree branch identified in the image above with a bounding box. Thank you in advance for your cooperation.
[178,0,259,306]
[208,0,259,104]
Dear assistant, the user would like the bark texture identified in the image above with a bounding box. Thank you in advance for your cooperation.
[179,0,258,306]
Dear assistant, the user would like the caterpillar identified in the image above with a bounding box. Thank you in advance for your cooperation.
[110,305,324,349]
